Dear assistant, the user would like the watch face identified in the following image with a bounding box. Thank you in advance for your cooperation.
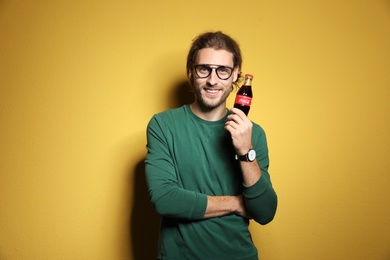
[248,149,256,161]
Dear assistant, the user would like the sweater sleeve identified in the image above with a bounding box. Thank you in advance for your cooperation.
[242,126,278,225]
[145,115,208,220]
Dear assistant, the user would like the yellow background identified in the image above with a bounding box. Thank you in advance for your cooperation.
[1,0,389,259]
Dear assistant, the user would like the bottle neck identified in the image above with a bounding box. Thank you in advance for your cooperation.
[243,77,252,86]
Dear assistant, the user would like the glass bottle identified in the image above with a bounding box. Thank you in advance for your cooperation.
[234,74,253,115]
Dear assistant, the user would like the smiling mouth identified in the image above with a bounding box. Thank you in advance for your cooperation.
[205,88,220,94]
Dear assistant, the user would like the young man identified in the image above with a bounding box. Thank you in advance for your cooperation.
[145,31,277,260]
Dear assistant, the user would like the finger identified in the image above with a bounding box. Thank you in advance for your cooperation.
[230,108,247,118]
[226,113,244,125]
[225,120,238,131]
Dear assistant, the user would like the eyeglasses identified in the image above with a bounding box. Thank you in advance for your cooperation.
[193,64,234,80]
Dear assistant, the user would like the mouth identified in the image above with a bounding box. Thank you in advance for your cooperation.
[204,88,221,96]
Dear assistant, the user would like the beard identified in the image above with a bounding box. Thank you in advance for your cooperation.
[193,84,232,111]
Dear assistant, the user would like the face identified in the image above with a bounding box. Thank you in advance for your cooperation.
[188,48,239,111]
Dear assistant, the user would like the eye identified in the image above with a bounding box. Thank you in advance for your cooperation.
[217,66,231,75]
[197,65,210,73]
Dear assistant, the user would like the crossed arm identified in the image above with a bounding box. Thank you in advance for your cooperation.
[145,109,277,224]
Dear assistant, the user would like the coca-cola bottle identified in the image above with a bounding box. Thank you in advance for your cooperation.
[234,74,253,115]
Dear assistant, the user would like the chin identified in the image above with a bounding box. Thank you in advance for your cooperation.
[199,100,224,111]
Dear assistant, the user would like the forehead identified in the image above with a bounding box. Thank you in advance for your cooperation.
[195,48,234,66]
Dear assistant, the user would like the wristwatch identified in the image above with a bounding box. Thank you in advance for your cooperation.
[235,148,256,162]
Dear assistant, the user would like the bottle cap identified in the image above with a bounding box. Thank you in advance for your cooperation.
[245,73,254,78]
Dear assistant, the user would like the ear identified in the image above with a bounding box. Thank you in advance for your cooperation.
[187,69,192,81]
[232,67,240,82]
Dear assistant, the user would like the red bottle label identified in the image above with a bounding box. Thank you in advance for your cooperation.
[235,95,252,106]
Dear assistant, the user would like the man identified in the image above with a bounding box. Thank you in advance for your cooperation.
[145,31,277,260]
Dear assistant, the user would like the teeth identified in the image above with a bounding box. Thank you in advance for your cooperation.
[206,89,218,93]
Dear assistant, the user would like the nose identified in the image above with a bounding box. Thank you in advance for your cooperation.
[206,68,218,85]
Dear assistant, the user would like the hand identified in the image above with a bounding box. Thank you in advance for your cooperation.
[235,194,252,219]
[224,108,253,155]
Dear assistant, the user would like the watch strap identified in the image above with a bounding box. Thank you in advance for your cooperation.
[235,153,248,161]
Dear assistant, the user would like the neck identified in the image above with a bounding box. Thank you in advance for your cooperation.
[190,102,228,121]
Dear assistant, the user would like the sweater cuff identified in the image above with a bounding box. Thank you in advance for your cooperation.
[192,193,208,219]
[242,175,269,199]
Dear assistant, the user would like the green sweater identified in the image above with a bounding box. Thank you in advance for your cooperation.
[145,105,277,260]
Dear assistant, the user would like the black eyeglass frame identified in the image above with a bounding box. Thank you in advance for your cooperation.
[193,64,235,80]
